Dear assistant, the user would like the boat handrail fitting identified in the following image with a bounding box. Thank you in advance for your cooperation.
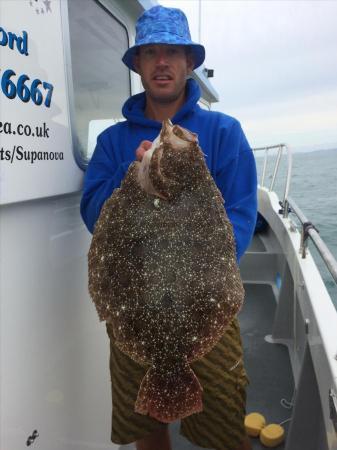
[300,221,319,259]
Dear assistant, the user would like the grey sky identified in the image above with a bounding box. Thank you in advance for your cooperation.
[159,0,337,150]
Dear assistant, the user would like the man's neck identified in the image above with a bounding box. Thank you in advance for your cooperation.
[144,94,186,122]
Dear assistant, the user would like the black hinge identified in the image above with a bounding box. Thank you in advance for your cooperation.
[278,200,292,215]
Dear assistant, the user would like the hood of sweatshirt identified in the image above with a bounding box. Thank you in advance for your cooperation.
[122,78,201,129]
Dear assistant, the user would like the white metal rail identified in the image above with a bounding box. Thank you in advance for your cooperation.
[253,144,292,219]
[253,144,337,284]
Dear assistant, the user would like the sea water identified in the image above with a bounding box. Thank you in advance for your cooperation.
[255,148,337,309]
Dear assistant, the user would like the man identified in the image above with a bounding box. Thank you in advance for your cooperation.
[81,5,257,450]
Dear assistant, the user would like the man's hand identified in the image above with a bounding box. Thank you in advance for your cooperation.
[136,140,152,161]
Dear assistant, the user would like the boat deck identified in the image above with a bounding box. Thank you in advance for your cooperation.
[170,283,294,449]
[240,283,294,449]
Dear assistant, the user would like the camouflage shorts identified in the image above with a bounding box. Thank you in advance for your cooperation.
[106,318,248,450]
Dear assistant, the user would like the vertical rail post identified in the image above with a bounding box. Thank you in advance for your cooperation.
[261,148,268,187]
[270,145,282,192]
[283,144,292,218]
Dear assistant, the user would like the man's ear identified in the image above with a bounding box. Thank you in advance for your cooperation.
[186,53,195,75]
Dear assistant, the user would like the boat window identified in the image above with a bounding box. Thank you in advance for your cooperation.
[67,0,130,165]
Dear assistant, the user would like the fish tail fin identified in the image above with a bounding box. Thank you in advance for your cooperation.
[135,363,203,423]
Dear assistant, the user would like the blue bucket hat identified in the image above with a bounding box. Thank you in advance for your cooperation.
[122,5,205,72]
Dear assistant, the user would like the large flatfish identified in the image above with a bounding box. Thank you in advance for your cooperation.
[88,119,244,423]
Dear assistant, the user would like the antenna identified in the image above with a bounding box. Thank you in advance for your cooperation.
[198,0,201,43]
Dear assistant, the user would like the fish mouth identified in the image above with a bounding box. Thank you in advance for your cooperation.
[160,119,198,146]
[172,125,198,144]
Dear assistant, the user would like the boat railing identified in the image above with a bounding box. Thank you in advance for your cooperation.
[253,144,337,287]
[287,196,337,284]
[253,144,292,219]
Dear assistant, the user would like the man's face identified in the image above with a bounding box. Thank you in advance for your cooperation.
[134,44,194,104]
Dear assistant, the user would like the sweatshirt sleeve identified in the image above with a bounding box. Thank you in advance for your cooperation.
[215,120,258,262]
[80,132,132,233]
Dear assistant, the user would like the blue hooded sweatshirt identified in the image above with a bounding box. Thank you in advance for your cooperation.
[80,78,257,262]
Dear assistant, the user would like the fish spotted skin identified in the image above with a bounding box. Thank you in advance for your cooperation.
[88,120,244,422]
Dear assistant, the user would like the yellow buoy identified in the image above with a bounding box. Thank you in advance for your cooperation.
[244,412,266,437]
[260,423,285,447]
